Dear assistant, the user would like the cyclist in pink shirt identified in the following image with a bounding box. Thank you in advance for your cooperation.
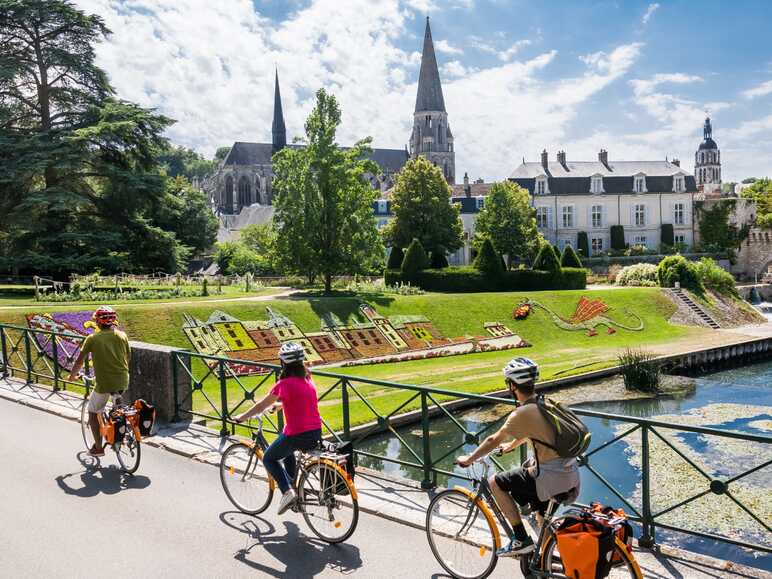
[235,342,322,514]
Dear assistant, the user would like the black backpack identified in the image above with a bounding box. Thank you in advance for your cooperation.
[525,395,592,459]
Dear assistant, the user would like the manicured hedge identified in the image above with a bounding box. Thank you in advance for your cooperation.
[385,266,586,293]
[577,231,589,258]
[610,225,626,250]
[660,223,674,247]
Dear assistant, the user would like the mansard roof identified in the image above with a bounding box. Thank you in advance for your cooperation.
[414,17,446,113]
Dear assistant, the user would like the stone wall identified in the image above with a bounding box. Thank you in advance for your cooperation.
[126,341,191,423]
[732,227,772,280]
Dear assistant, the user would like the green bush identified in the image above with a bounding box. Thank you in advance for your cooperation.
[401,238,429,275]
[577,232,589,258]
[657,255,704,294]
[660,223,674,247]
[384,266,586,293]
[474,238,504,276]
[618,348,660,393]
[694,257,737,296]
[532,243,561,273]
[560,245,583,268]
[615,263,658,287]
[610,225,626,250]
[386,247,404,270]
[430,250,449,269]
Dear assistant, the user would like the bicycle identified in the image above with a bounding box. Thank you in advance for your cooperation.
[80,377,142,474]
[425,455,642,579]
[219,415,359,543]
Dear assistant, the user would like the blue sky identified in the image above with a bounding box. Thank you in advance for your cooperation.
[76,0,772,181]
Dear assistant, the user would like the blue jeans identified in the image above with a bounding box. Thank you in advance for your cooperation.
[263,429,322,493]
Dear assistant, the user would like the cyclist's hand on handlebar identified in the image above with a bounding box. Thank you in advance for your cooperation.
[494,445,506,457]
[455,454,474,468]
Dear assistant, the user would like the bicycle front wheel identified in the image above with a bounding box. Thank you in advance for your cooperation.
[115,429,141,474]
[220,442,274,515]
[298,461,358,543]
[80,400,96,452]
[540,534,643,579]
[426,488,499,579]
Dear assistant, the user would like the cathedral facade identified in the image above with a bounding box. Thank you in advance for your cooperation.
[207,17,453,215]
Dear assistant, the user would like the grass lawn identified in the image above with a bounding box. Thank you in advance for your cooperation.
[0,287,704,432]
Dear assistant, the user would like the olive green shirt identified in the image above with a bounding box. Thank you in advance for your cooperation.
[81,329,130,394]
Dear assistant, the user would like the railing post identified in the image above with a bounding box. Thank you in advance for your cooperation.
[52,336,60,392]
[218,359,229,437]
[639,424,656,548]
[0,326,8,378]
[171,350,180,422]
[24,330,32,384]
[341,379,351,441]
[420,391,434,489]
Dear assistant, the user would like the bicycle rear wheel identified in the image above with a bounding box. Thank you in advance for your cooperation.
[426,488,499,579]
[298,461,358,543]
[220,442,274,515]
[539,534,643,578]
[115,429,141,474]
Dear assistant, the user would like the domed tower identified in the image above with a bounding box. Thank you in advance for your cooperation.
[694,116,721,194]
[409,17,455,184]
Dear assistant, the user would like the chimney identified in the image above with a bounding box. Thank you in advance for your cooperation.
[557,150,566,168]
[541,149,548,171]
[463,172,471,197]
[598,149,608,168]
[672,158,680,167]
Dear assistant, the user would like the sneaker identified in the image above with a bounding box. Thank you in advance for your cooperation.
[277,490,297,515]
[496,536,535,558]
[89,444,105,457]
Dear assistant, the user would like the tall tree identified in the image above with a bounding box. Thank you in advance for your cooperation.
[152,176,218,255]
[740,177,772,228]
[271,89,384,292]
[473,181,539,269]
[383,156,463,258]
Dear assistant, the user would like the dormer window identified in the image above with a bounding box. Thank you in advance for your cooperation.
[535,175,549,195]
[590,175,604,194]
[673,175,685,192]
[377,200,388,214]
[633,174,647,193]
[475,196,485,210]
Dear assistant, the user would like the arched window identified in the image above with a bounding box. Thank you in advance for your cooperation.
[437,122,443,144]
[238,176,251,209]
[225,176,234,212]
[255,176,262,205]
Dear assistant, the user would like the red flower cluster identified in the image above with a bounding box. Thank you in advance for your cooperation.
[513,303,531,320]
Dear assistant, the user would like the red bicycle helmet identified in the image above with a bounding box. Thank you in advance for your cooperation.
[94,305,118,326]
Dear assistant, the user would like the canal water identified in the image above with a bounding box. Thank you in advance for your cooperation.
[357,360,772,571]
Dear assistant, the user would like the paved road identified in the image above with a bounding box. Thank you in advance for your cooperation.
[0,398,518,578]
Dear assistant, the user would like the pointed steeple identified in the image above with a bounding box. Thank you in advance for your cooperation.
[703,116,712,140]
[414,17,446,113]
[272,69,287,150]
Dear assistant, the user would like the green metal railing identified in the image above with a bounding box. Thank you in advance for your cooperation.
[0,323,768,555]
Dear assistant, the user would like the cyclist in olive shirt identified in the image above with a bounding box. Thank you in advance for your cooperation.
[68,306,131,457]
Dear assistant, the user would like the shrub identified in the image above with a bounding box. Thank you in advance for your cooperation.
[474,238,504,276]
[615,263,658,287]
[610,225,626,250]
[401,238,429,275]
[660,223,674,247]
[430,250,449,269]
[694,257,737,296]
[532,243,561,273]
[657,255,704,294]
[577,232,589,258]
[560,245,583,268]
[624,244,650,257]
[386,247,404,270]
[618,349,660,393]
[385,267,586,292]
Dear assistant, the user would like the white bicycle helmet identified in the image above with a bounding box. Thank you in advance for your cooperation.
[278,341,305,364]
[502,357,539,384]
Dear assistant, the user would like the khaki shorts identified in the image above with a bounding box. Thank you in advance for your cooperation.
[86,391,125,413]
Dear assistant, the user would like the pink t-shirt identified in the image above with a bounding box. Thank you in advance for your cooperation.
[270,376,322,436]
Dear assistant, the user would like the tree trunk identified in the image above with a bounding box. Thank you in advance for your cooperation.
[324,272,332,294]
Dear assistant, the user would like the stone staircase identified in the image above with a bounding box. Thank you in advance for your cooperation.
[671,288,721,329]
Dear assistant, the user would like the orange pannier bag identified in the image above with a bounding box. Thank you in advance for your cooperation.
[553,514,615,579]
[590,503,634,565]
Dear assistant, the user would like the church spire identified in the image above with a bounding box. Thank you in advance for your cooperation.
[414,17,446,113]
[272,69,287,150]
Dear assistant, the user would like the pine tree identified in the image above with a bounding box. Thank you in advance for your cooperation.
[401,239,429,274]
[561,245,583,268]
[430,250,449,269]
[532,243,562,273]
[474,238,504,276]
[387,247,404,270]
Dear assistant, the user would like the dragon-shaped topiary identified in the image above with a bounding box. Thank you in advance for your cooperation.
[519,296,644,336]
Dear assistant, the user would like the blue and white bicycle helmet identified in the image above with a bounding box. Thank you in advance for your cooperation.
[502,357,539,384]
[278,341,305,364]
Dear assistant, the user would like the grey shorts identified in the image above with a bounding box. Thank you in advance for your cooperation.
[86,391,125,413]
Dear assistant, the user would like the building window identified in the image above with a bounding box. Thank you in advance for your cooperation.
[634,204,646,227]
[590,176,603,194]
[561,206,574,228]
[673,176,685,192]
[475,197,484,210]
[674,234,686,245]
[634,235,647,247]
[591,205,603,228]
[377,199,387,214]
[535,177,549,195]
[558,238,572,251]
[536,207,549,228]
[634,176,646,193]
[591,237,604,255]
[673,203,685,225]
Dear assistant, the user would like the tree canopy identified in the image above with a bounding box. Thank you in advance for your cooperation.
[740,178,772,229]
[383,157,463,257]
[271,89,384,292]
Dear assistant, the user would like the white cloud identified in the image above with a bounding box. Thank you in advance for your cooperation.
[498,40,531,62]
[468,35,497,54]
[441,60,475,78]
[743,79,772,99]
[434,39,462,55]
[642,3,659,25]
